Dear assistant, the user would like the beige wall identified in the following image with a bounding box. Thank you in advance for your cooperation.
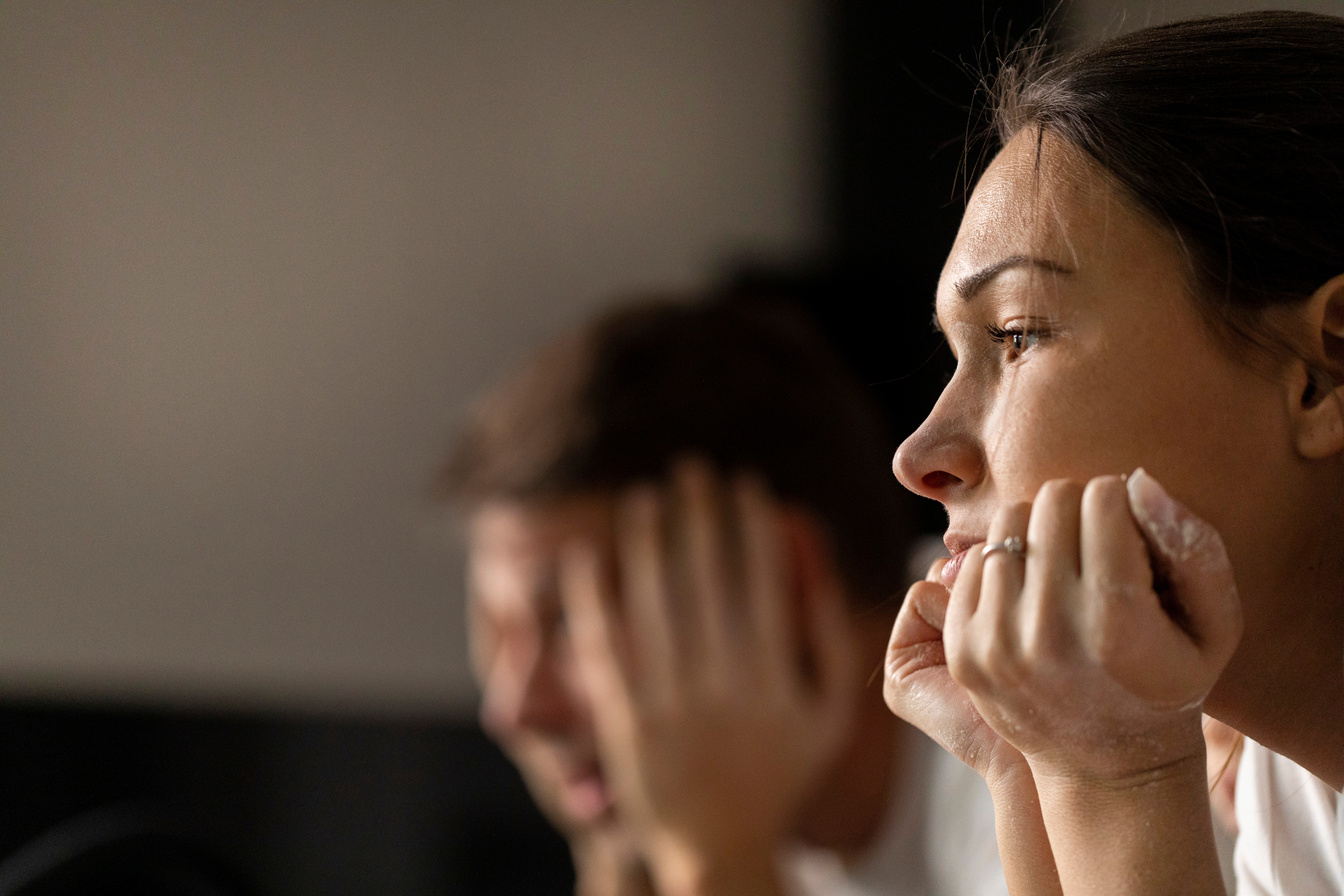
[0,2,823,715]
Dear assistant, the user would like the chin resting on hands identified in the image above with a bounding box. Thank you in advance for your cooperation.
[560,459,859,896]
[886,469,1242,896]
[948,470,1241,784]
[888,469,1242,784]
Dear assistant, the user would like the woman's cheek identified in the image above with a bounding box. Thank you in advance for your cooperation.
[983,388,1071,498]
[993,359,1137,491]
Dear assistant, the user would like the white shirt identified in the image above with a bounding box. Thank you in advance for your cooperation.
[1234,738,1343,895]
[781,730,1007,896]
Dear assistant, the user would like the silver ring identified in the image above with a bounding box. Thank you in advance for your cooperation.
[981,536,1026,560]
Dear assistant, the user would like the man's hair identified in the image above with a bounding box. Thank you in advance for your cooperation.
[440,295,913,607]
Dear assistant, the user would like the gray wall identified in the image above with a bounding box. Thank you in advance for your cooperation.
[0,2,823,715]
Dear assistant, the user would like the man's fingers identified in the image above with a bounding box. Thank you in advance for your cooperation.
[677,459,734,685]
[617,486,678,701]
[735,474,792,688]
[560,541,630,705]
[804,567,858,739]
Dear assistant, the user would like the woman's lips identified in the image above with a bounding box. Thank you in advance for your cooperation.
[941,547,971,590]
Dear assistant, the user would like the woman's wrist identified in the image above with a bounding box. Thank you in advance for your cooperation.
[982,754,1065,896]
[1031,751,1224,896]
[1025,710,1209,791]
[981,746,1037,797]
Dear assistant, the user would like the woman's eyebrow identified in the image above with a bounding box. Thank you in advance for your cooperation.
[954,255,1074,301]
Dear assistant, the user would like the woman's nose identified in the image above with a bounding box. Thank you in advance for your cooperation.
[892,394,984,502]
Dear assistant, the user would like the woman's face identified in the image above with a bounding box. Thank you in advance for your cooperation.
[894,129,1300,605]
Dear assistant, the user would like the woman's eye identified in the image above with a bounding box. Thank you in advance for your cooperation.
[1010,330,1040,352]
[986,324,1042,359]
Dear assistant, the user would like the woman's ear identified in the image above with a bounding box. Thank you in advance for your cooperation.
[1290,272,1344,460]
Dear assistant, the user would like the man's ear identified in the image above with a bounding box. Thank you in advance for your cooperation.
[1290,272,1344,460]
[777,508,841,606]
[779,509,820,594]
[776,508,855,664]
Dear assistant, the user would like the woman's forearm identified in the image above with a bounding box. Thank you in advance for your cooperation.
[988,760,1063,896]
[1033,754,1224,896]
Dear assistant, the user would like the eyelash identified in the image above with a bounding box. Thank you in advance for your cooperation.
[985,323,1043,359]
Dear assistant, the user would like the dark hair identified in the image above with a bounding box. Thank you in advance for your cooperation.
[440,296,913,607]
[991,11,1344,361]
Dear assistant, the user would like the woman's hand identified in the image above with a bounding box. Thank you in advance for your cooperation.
[934,469,1242,896]
[559,460,858,896]
[946,470,1243,784]
[885,559,1064,896]
[884,560,1029,784]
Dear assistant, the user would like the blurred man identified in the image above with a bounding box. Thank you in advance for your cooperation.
[441,296,1005,896]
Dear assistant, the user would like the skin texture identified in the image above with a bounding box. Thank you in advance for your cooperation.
[468,462,901,896]
[885,128,1344,895]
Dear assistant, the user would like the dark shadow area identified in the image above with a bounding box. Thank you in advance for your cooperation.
[0,702,572,896]
[732,0,1050,535]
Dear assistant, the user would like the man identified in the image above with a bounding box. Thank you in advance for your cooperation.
[441,296,1005,896]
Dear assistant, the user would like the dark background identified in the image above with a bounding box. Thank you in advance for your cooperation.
[0,2,1047,893]
[744,0,1048,534]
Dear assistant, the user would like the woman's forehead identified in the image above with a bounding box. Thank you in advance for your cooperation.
[938,131,1163,306]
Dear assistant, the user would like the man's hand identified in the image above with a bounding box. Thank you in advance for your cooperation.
[571,828,656,896]
[559,459,859,896]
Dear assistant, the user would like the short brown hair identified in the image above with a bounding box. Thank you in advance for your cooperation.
[440,295,912,607]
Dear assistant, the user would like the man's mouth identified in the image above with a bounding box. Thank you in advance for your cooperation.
[559,765,611,825]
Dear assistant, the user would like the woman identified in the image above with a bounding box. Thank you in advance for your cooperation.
[884,11,1344,896]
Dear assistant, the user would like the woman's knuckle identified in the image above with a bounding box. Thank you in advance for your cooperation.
[1036,477,1084,510]
[946,642,984,689]
[993,501,1032,530]
[981,643,1025,690]
[1081,474,1127,514]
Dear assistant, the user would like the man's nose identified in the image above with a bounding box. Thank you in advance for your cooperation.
[479,639,575,740]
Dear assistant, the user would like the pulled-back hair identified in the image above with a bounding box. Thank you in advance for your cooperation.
[440,296,913,607]
[991,11,1344,357]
